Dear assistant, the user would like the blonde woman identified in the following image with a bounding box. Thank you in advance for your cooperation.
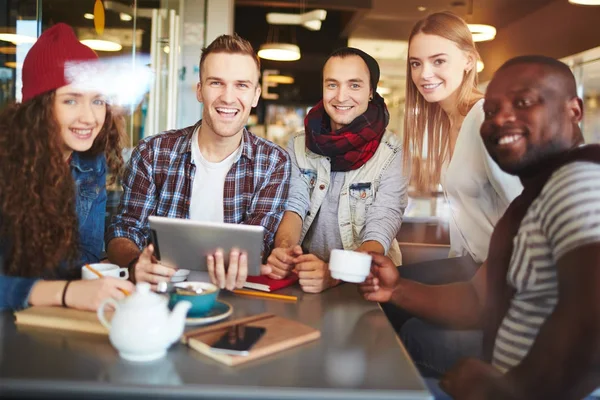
[361,12,522,385]
[404,11,522,264]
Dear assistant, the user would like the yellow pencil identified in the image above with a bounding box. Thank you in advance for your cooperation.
[85,264,131,296]
[232,289,297,302]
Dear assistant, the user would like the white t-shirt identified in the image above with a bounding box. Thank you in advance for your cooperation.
[493,161,600,374]
[189,128,241,222]
[441,99,523,263]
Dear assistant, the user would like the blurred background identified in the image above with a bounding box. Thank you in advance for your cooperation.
[1,0,600,260]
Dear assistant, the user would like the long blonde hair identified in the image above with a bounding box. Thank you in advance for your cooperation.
[403,11,482,192]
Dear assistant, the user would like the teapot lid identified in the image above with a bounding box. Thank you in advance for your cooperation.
[120,282,166,310]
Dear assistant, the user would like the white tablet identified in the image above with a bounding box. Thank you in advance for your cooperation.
[148,216,264,276]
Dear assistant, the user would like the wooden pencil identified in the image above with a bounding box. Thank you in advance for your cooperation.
[232,289,297,302]
[85,264,131,296]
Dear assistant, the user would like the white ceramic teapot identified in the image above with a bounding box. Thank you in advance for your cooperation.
[97,282,191,362]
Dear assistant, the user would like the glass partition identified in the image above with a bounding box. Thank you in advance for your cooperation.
[580,58,600,143]
[563,47,600,144]
[0,0,188,148]
[0,0,38,108]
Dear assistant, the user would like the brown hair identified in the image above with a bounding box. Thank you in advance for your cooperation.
[199,33,260,82]
[402,11,482,191]
[0,91,125,277]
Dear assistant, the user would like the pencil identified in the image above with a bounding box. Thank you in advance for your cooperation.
[232,289,297,302]
[85,264,131,296]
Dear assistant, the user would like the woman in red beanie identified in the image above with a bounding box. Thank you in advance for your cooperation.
[0,23,134,311]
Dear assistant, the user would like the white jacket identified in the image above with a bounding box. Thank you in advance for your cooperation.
[292,130,404,265]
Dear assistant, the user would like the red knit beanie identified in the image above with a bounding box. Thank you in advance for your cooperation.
[21,23,98,102]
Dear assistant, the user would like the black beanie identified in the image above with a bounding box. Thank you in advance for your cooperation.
[326,47,380,90]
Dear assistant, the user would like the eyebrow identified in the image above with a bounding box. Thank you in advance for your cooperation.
[408,53,448,61]
[205,76,254,84]
[58,92,108,101]
[324,78,365,83]
[57,92,84,97]
[486,88,538,101]
[507,88,537,95]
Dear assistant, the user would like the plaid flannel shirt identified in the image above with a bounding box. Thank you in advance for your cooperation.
[106,122,291,255]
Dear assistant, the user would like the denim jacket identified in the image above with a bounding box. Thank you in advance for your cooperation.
[0,152,107,310]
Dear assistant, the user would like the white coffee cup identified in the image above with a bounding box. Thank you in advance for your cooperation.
[328,249,372,283]
[82,263,129,280]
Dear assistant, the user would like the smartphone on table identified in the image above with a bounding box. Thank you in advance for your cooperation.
[210,324,266,356]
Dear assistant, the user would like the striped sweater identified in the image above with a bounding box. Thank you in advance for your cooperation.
[493,161,600,371]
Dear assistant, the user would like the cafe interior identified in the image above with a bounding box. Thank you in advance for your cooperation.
[1,0,600,399]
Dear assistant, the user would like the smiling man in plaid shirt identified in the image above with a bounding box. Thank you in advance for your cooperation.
[106,34,291,291]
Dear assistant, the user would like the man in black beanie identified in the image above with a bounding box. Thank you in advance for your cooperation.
[266,47,408,293]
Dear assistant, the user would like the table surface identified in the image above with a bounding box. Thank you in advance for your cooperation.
[0,276,432,400]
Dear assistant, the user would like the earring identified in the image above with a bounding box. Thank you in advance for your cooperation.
[369,96,373,101]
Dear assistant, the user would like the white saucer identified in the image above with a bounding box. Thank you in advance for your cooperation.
[186,300,233,326]
[170,269,190,283]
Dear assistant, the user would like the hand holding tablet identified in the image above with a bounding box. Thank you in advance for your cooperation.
[147,216,268,290]
[207,247,248,290]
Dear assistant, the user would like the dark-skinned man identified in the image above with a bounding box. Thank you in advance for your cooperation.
[361,55,600,399]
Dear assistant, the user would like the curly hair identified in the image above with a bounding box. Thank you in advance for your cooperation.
[0,91,125,277]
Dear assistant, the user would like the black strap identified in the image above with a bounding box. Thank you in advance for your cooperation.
[61,280,73,307]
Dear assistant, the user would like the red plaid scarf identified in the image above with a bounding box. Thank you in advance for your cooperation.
[304,93,389,172]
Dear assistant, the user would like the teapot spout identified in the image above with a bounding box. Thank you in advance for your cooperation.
[168,300,192,344]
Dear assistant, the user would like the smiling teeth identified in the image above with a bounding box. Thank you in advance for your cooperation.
[335,106,352,110]
[72,129,92,135]
[498,135,521,145]
[216,108,237,114]
[423,83,442,89]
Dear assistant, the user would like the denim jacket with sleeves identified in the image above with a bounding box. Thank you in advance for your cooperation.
[0,152,107,311]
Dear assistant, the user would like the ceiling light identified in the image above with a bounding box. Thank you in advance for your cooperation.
[477,60,484,73]
[0,33,37,44]
[80,39,122,52]
[120,12,132,21]
[265,74,294,84]
[0,46,16,54]
[84,13,95,20]
[569,0,600,4]
[347,38,408,60]
[258,43,301,61]
[5,61,20,69]
[417,6,427,11]
[302,20,322,31]
[467,24,496,42]
[266,9,327,31]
